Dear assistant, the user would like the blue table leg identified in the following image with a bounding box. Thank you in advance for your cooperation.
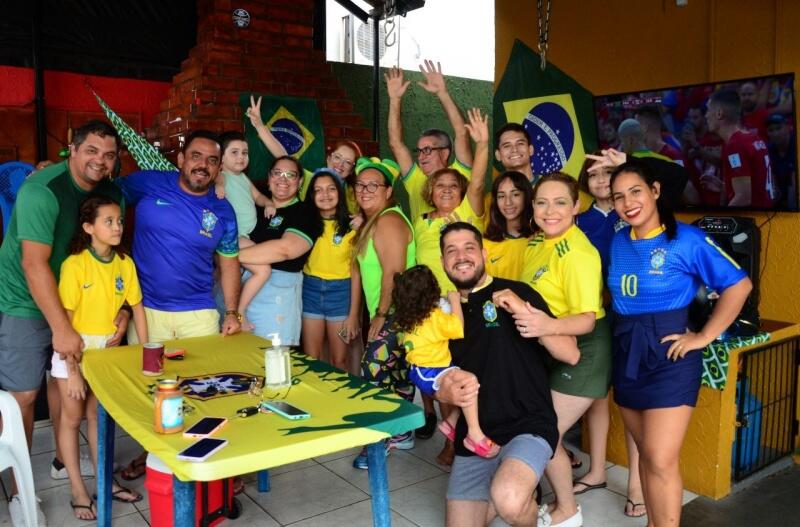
[257,470,270,492]
[366,441,390,527]
[173,476,196,527]
[97,402,115,527]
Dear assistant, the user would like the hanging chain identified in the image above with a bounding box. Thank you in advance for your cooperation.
[384,0,397,49]
[537,0,551,70]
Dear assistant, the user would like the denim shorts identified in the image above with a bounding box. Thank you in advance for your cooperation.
[301,274,351,322]
[246,269,304,345]
[446,434,553,502]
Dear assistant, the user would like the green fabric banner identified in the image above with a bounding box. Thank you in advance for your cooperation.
[493,39,598,179]
[239,93,325,181]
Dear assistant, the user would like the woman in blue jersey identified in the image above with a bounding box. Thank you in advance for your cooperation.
[482,171,534,281]
[608,161,751,526]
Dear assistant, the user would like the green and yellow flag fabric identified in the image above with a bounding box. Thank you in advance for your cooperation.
[239,94,325,181]
[493,40,598,181]
[92,91,176,172]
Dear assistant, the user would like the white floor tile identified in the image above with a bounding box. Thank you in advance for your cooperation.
[217,493,280,526]
[37,482,138,527]
[286,499,415,527]
[406,434,452,473]
[388,472,449,527]
[576,488,649,527]
[313,446,361,464]
[244,464,367,525]
[323,449,446,495]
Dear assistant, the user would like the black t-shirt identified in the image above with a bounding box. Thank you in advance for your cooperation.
[449,277,559,456]
[249,200,323,273]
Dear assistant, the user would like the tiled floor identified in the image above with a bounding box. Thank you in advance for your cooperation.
[0,412,698,527]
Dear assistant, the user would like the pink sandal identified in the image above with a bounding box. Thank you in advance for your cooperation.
[464,436,500,458]
[437,420,456,441]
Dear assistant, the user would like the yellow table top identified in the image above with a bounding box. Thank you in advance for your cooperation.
[83,333,423,481]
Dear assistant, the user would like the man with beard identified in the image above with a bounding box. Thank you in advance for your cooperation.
[435,222,578,527]
[116,130,241,342]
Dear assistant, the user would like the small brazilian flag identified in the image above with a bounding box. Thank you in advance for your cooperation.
[240,93,325,181]
[92,91,176,172]
[493,40,598,181]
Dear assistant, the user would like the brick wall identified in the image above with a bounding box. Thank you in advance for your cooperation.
[154,0,377,157]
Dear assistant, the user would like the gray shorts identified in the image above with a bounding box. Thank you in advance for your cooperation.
[446,434,553,502]
[0,312,52,392]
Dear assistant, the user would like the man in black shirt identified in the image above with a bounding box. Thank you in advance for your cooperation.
[436,222,576,527]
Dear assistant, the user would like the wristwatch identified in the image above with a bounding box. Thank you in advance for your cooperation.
[224,310,243,322]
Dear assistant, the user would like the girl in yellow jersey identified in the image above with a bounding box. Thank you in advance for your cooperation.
[482,171,534,280]
[505,173,611,527]
[301,169,360,371]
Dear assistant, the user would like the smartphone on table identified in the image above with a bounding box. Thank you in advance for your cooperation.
[261,401,310,420]
[183,417,227,438]
[176,438,228,462]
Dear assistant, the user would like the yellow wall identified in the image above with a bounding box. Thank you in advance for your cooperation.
[495,0,800,323]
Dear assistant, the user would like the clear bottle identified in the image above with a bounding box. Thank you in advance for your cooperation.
[265,333,292,389]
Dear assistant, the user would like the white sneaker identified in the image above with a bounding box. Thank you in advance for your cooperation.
[8,494,47,527]
[537,504,582,527]
[50,453,94,479]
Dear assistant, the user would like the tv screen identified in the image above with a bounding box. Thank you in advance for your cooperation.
[593,73,797,212]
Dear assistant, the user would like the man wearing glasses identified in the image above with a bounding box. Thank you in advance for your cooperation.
[385,60,474,221]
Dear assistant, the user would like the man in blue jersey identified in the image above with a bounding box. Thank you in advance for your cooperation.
[116,130,242,342]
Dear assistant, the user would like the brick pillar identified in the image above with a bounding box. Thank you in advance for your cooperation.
[154,0,377,158]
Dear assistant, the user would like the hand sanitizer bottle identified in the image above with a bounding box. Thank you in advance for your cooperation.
[265,333,291,389]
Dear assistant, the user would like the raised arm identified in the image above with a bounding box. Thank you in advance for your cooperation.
[418,60,472,167]
[464,108,488,215]
[246,95,288,158]
[385,67,414,175]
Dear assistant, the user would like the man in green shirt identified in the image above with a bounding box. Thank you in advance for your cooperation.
[0,121,125,512]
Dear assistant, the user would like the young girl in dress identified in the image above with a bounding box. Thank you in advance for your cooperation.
[214,131,276,330]
[55,195,147,520]
[392,265,500,458]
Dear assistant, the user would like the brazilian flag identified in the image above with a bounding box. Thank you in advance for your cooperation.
[239,94,325,182]
[493,39,598,180]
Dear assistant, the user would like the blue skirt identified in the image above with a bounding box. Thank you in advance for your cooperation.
[612,308,701,409]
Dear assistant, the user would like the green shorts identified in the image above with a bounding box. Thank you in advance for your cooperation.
[548,316,612,399]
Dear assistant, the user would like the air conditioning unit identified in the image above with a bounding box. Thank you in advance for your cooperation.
[340,14,387,65]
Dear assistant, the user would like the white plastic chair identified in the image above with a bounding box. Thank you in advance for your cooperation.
[0,390,37,527]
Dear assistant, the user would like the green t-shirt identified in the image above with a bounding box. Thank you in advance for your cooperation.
[0,161,124,319]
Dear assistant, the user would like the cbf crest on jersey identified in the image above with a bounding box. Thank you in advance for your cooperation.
[200,209,218,238]
[269,215,284,228]
[531,264,549,283]
[333,233,344,245]
[649,248,667,275]
[114,275,124,294]
[179,372,260,400]
[482,300,499,328]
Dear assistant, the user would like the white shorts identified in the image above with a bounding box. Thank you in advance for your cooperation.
[50,333,115,379]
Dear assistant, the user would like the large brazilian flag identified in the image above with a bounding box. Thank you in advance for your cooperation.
[493,39,598,181]
[239,94,325,182]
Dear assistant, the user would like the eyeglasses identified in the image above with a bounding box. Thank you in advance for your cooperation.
[330,152,354,169]
[270,169,299,181]
[413,146,448,157]
[354,182,388,194]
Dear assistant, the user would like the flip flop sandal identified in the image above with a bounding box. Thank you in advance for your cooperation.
[437,420,456,441]
[566,448,583,469]
[572,479,608,495]
[94,486,143,504]
[624,498,647,518]
[119,459,146,481]
[70,500,97,521]
[463,436,501,458]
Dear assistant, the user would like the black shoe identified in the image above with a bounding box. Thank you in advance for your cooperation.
[415,412,437,439]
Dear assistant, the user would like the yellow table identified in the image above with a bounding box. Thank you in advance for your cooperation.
[83,333,423,526]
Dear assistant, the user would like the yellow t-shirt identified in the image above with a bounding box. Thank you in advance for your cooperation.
[402,160,472,221]
[519,224,605,319]
[303,219,356,280]
[59,249,143,335]
[414,197,483,293]
[483,236,528,281]
[404,307,463,367]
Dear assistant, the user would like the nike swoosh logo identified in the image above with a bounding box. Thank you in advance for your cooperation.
[83,283,92,289]
[490,257,503,264]
[155,199,173,206]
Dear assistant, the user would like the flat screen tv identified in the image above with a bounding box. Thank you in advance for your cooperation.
[593,73,797,212]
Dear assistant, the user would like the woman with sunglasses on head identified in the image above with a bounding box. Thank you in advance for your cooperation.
[238,156,323,345]
[608,161,751,527]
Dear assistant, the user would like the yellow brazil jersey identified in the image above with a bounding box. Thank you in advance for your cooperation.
[404,308,464,367]
[303,219,356,280]
[59,249,143,335]
[519,224,605,319]
[484,236,528,281]
[402,160,472,221]
[414,197,483,294]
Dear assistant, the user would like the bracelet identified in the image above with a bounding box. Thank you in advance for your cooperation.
[225,310,243,322]
[375,310,388,318]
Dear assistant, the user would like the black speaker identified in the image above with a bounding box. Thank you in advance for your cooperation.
[692,216,760,334]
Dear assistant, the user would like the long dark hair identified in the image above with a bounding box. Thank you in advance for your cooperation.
[391,265,441,333]
[67,195,126,259]
[611,161,677,239]
[304,171,351,238]
[484,171,534,241]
